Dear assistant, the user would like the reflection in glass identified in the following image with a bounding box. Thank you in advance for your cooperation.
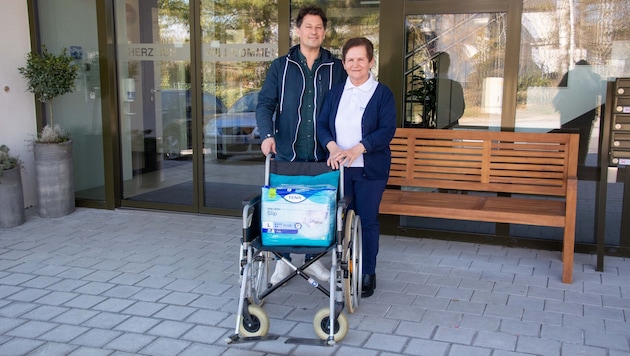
[404,13,507,129]
[201,1,380,210]
[116,0,194,205]
[37,0,105,201]
[516,0,629,168]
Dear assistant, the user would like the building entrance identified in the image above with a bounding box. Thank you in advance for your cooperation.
[115,0,274,212]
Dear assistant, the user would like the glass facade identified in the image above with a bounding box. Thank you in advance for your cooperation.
[515,0,630,166]
[115,0,195,206]
[404,13,507,129]
[28,0,630,251]
[200,0,277,210]
[36,0,105,201]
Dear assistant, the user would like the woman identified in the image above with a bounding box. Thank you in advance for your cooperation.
[317,37,396,298]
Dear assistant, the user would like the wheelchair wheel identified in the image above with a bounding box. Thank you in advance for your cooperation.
[342,210,362,313]
[247,251,268,306]
[313,307,349,342]
[238,304,269,337]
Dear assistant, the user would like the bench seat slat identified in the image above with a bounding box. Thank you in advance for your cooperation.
[380,190,566,227]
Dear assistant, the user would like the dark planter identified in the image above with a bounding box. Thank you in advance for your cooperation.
[0,167,26,228]
[34,140,75,218]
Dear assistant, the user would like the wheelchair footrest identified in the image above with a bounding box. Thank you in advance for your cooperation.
[285,337,334,346]
[225,333,280,344]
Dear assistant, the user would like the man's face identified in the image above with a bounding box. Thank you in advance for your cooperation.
[296,14,325,51]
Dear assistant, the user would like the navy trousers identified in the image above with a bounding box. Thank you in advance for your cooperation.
[344,167,387,275]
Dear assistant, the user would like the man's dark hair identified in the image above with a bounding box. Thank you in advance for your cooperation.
[342,37,374,62]
[296,5,328,29]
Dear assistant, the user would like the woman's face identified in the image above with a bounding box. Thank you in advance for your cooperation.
[343,45,374,86]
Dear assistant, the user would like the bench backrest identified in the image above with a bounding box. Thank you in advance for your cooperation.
[389,128,579,197]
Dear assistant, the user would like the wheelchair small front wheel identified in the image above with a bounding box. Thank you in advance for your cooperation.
[239,305,269,337]
[313,307,349,341]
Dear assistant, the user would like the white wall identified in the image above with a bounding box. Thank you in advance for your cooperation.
[0,0,37,208]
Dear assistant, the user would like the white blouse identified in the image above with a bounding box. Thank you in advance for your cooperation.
[334,73,378,167]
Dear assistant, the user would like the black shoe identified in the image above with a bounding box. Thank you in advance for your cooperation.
[361,274,376,298]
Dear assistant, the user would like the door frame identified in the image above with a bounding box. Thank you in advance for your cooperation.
[379,0,522,129]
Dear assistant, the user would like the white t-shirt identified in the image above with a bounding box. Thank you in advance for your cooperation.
[334,73,378,167]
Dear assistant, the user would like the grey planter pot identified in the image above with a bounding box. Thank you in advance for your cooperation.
[34,140,75,218]
[0,167,26,228]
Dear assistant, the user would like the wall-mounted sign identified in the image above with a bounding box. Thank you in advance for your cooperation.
[118,43,278,62]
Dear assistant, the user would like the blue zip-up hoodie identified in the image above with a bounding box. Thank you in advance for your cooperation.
[256,45,347,161]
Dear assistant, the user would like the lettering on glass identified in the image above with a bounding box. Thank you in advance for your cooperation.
[119,44,277,62]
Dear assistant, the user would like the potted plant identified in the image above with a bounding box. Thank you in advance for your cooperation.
[18,45,79,218]
[0,145,25,227]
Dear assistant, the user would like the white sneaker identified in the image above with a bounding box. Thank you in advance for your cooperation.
[270,260,292,285]
[305,260,330,282]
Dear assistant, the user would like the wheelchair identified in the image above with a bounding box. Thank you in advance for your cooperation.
[225,155,363,346]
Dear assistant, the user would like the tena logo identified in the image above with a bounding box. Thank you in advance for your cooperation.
[284,193,307,203]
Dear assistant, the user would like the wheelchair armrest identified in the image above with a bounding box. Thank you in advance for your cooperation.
[337,196,351,211]
[242,193,261,207]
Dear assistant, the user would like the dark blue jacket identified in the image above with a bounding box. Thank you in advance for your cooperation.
[256,45,347,161]
[317,82,397,179]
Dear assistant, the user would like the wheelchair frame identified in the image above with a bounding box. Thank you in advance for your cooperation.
[225,155,363,346]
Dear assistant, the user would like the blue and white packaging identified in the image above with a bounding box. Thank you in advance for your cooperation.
[261,184,336,246]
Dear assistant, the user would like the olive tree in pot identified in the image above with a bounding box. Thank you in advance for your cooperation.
[0,145,25,227]
[18,46,79,218]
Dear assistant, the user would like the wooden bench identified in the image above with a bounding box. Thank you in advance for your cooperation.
[379,128,579,283]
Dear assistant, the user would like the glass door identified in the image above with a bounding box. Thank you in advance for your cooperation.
[115,0,197,207]
[403,5,510,129]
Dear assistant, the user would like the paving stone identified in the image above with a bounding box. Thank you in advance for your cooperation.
[0,337,44,355]
[0,272,37,285]
[130,287,172,302]
[186,309,231,326]
[448,344,492,356]
[52,308,100,325]
[122,300,167,317]
[5,320,58,338]
[140,337,191,355]
[0,316,27,333]
[101,285,143,298]
[153,305,197,321]
[39,324,90,343]
[0,301,38,317]
[516,335,561,356]
[158,291,200,305]
[71,328,123,348]
[63,294,107,309]
[104,333,156,353]
[35,291,79,306]
[473,330,518,351]
[82,311,130,329]
[19,276,62,288]
[181,325,228,344]
[403,338,450,355]
[74,281,116,295]
[27,341,79,355]
[47,279,90,292]
[363,332,409,353]
[147,320,194,338]
[115,316,161,333]
[20,305,69,321]
[584,330,630,351]
[134,276,175,289]
[434,325,476,345]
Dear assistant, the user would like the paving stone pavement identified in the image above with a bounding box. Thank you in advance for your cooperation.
[0,207,629,356]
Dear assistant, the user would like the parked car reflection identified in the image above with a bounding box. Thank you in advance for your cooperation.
[204,91,264,159]
[160,89,227,159]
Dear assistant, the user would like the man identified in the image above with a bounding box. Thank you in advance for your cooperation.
[256,5,347,285]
